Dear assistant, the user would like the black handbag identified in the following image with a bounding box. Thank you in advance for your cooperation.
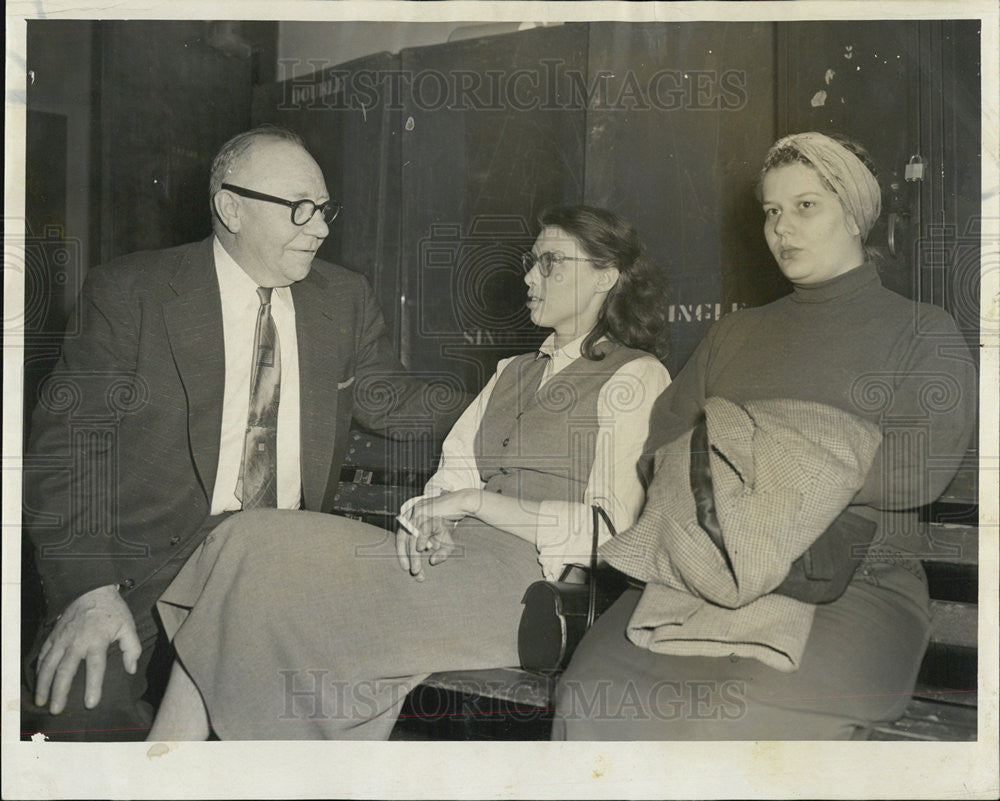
[518,506,625,674]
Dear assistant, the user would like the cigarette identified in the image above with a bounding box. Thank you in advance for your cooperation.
[396,514,421,538]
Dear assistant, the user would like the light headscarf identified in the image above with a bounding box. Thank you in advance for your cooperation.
[767,132,882,240]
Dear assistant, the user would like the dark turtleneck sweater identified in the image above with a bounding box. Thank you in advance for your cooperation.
[645,263,977,556]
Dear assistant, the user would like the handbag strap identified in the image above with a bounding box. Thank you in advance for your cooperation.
[588,505,617,629]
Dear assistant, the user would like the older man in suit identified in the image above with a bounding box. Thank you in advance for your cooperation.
[22,125,460,740]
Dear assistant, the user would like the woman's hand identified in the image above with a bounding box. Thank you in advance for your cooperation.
[406,489,478,531]
[395,489,480,580]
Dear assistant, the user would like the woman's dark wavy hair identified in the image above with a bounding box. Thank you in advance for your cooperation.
[538,205,671,361]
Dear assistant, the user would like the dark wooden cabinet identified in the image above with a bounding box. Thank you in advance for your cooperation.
[256,24,590,392]
[397,25,589,390]
[583,21,781,376]
[253,50,404,345]
[254,20,979,387]
[97,21,262,262]
[777,19,981,356]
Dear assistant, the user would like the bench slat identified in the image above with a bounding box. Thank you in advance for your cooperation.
[913,684,979,708]
[422,668,554,708]
[936,452,979,505]
[896,697,979,726]
[866,697,977,741]
[929,600,978,649]
[333,482,415,516]
[334,490,980,559]
[343,431,439,476]
[867,721,975,741]
[921,523,979,564]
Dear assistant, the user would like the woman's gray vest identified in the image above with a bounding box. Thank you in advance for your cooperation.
[474,342,647,505]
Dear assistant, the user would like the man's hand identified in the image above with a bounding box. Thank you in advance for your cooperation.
[34,584,141,714]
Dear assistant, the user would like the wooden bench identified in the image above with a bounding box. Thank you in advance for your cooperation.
[334,429,979,741]
[863,458,979,741]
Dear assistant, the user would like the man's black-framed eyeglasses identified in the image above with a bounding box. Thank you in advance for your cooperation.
[221,183,342,226]
[521,250,596,278]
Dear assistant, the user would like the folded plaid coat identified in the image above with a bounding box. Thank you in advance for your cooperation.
[601,397,882,671]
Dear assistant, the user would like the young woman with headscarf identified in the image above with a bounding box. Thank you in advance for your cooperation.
[551,132,977,740]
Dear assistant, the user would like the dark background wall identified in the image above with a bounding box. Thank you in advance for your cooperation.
[255,20,982,384]
[24,19,982,393]
[582,21,781,374]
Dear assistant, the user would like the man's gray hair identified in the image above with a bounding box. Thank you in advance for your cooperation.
[209,124,305,201]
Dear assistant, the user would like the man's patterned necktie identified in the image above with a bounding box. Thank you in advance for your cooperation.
[238,286,281,508]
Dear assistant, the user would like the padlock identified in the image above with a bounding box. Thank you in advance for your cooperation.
[905,155,926,182]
